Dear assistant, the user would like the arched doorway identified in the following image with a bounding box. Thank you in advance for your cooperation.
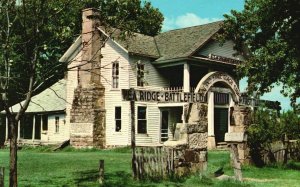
[194,71,240,149]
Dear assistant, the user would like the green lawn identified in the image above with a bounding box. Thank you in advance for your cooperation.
[0,147,299,187]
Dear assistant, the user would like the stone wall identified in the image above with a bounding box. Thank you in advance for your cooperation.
[70,85,106,148]
[226,105,252,164]
[164,103,209,175]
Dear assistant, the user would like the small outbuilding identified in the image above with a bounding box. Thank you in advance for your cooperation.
[0,80,68,145]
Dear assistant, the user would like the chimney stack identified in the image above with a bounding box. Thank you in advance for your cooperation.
[80,8,101,87]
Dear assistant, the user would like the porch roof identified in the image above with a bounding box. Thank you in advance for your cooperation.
[1,80,66,114]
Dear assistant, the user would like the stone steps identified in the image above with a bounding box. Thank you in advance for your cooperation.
[216,142,229,150]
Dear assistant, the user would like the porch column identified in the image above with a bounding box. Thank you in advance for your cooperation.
[207,91,216,149]
[5,117,8,141]
[207,91,214,136]
[32,115,35,141]
[17,120,20,141]
[183,63,190,92]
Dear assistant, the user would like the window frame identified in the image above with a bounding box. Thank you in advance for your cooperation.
[115,106,122,132]
[137,106,147,134]
[137,63,145,87]
[55,116,59,133]
[112,61,119,89]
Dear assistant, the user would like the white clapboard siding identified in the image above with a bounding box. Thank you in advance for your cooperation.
[129,56,169,89]
[198,40,245,61]
[47,114,69,142]
[101,39,131,146]
[65,51,81,140]
[101,39,170,146]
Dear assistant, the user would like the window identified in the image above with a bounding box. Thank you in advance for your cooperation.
[137,63,144,87]
[112,61,119,88]
[115,107,121,132]
[55,116,59,133]
[137,106,147,133]
[42,115,48,131]
[214,93,229,105]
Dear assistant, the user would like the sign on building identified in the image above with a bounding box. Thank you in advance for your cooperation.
[122,89,207,103]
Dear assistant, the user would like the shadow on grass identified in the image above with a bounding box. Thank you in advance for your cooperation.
[73,169,192,187]
[73,169,99,186]
[73,169,159,187]
[286,161,300,170]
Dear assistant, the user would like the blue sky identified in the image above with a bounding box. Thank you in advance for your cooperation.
[147,0,294,111]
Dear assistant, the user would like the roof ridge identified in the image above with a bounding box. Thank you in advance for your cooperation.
[159,20,223,34]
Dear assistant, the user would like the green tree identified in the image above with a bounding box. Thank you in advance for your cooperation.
[220,0,300,109]
[0,0,163,186]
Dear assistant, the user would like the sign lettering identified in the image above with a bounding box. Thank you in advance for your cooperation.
[122,89,206,103]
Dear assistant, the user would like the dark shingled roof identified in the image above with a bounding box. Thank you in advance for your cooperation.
[106,21,223,61]
[154,21,223,61]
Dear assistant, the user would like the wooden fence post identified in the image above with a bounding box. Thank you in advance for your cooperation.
[230,144,243,181]
[129,88,137,179]
[0,167,4,187]
[99,160,104,184]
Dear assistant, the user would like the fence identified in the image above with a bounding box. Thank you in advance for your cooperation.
[262,140,300,164]
[134,146,175,179]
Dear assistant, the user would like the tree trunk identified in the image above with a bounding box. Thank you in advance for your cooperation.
[9,117,18,187]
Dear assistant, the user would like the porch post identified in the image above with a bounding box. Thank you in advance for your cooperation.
[207,91,216,149]
[32,115,35,141]
[17,120,20,141]
[207,91,214,136]
[5,117,8,141]
[183,63,190,92]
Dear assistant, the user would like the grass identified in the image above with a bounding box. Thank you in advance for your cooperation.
[0,147,299,186]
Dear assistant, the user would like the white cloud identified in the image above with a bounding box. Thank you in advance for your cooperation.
[162,13,221,31]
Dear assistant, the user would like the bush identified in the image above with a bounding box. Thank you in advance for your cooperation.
[247,108,300,166]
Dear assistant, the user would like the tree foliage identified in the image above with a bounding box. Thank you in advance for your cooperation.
[220,0,300,108]
[0,0,163,186]
[0,0,163,106]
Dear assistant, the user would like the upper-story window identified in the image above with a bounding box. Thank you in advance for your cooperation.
[112,61,119,88]
[137,63,144,87]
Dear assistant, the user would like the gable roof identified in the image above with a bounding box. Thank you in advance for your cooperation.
[2,80,66,114]
[154,21,223,61]
[99,21,223,61]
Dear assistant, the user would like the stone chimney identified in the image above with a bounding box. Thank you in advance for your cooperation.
[69,8,106,149]
[80,8,102,87]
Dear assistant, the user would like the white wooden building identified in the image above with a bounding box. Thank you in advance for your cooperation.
[59,8,257,149]
[0,80,69,145]
[0,8,279,148]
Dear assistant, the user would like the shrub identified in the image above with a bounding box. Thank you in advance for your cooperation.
[247,108,300,166]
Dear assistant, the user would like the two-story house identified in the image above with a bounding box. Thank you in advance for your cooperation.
[60,8,250,149]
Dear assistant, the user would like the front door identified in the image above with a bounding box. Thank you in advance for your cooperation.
[214,108,228,143]
[160,111,169,142]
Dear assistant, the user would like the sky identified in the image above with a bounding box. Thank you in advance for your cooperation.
[147,0,294,111]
